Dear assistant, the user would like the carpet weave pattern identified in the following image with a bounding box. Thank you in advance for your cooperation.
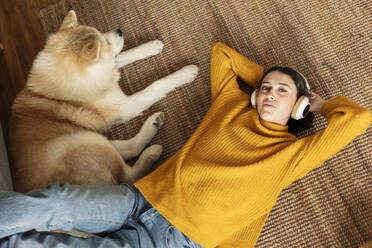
[38,1,372,247]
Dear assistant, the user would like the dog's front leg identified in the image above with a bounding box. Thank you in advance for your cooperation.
[111,112,164,160]
[121,65,199,120]
[115,40,164,68]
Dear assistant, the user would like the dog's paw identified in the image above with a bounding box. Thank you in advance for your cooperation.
[143,40,164,56]
[144,144,163,161]
[145,112,164,130]
[152,112,165,129]
[180,65,199,76]
[175,65,199,85]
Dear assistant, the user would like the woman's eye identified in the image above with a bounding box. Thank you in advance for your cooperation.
[260,86,287,93]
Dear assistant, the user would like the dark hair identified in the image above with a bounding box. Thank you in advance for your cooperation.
[257,66,314,135]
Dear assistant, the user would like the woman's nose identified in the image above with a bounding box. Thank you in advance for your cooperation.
[267,90,276,100]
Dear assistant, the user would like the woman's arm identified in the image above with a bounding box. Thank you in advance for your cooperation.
[284,95,371,187]
[210,42,264,101]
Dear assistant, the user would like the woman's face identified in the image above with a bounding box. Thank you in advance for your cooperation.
[256,71,298,125]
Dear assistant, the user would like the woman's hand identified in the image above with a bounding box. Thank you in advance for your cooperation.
[305,90,326,114]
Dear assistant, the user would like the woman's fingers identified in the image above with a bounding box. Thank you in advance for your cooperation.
[305,90,326,113]
[306,90,316,99]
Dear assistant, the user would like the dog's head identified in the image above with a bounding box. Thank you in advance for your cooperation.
[49,10,124,63]
[27,10,124,101]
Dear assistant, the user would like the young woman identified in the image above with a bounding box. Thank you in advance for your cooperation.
[0,42,370,248]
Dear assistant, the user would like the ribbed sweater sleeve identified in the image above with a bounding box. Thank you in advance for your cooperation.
[283,95,372,187]
[210,42,264,101]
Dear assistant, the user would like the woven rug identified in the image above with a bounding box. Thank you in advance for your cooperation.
[38,0,372,247]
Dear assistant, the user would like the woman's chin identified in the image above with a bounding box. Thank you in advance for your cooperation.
[259,113,288,126]
[258,110,275,120]
[259,114,275,122]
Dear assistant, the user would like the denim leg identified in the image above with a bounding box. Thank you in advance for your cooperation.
[138,207,204,248]
[0,183,146,239]
[0,227,155,248]
[0,184,203,248]
[0,210,204,248]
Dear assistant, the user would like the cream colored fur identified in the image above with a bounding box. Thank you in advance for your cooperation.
[9,10,199,194]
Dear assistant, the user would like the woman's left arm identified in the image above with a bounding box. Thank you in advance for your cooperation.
[284,94,371,186]
[210,42,264,102]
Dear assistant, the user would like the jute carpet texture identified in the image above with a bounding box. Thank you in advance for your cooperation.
[38,0,371,247]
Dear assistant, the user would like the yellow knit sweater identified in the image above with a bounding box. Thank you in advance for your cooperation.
[134,42,371,248]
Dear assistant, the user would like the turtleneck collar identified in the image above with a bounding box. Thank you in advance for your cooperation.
[251,109,289,133]
[259,116,289,132]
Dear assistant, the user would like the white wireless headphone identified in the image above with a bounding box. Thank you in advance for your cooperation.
[250,71,311,120]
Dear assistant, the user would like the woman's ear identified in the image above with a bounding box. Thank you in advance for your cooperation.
[59,10,78,31]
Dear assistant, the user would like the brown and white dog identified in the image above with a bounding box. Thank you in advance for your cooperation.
[9,10,199,193]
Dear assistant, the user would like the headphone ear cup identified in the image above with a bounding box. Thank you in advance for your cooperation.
[291,95,311,120]
[251,89,258,108]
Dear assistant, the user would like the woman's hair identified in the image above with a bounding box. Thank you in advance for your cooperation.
[256,66,315,135]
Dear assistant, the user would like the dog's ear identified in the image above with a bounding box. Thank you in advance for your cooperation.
[82,40,101,63]
[59,10,78,30]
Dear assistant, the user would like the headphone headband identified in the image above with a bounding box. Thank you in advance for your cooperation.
[295,71,311,90]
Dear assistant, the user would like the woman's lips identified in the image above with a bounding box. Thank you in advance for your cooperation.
[263,103,275,108]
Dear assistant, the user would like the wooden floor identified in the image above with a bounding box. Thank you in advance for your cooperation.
[0,0,59,143]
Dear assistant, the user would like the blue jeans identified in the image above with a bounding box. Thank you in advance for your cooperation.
[0,183,203,248]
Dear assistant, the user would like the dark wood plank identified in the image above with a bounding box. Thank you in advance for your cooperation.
[0,0,59,143]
